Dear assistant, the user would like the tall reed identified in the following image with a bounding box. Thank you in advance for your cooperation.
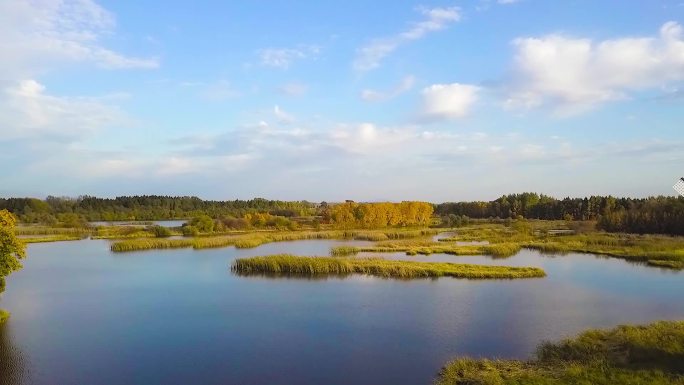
[231,254,546,279]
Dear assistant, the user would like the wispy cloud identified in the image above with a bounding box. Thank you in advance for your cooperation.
[0,0,158,78]
[361,75,415,102]
[353,6,460,71]
[257,45,320,69]
[278,82,309,97]
[273,105,296,124]
[201,80,240,101]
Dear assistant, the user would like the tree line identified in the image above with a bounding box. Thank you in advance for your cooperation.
[436,193,684,235]
[2,193,683,235]
[0,195,318,223]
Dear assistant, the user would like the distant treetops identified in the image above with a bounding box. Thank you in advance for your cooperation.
[324,201,434,228]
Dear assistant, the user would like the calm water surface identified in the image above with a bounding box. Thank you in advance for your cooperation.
[1,238,683,385]
[89,220,187,227]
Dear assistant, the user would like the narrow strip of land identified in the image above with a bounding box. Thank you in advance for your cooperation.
[231,254,546,279]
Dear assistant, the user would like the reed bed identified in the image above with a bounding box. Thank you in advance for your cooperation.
[109,228,437,252]
[436,320,684,385]
[524,233,684,269]
[110,238,194,252]
[192,237,237,249]
[231,254,546,279]
[16,226,91,236]
[335,242,523,258]
[330,246,360,256]
[22,235,86,243]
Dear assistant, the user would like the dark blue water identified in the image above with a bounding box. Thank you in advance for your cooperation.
[0,239,682,385]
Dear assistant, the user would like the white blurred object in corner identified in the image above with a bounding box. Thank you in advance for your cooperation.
[674,177,684,197]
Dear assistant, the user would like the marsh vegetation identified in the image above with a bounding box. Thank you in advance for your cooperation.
[436,321,684,385]
[231,254,546,279]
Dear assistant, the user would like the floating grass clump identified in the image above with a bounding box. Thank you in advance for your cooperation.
[330,246,360,256]
[110,238,194,252]
[231,254,546,279]
[481,243,522,258]
[0,309,9,324]
[348,241,522,258]
[435,320,684,385]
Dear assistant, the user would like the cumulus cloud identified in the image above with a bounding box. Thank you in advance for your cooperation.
[506,21,684,113]
[0,1,154,144]
[257,45,320,69]
[0,79,125,141]
[0,0,158,78]
[361,75,415,102]
[353,6,460,71]
[421,83,480,120]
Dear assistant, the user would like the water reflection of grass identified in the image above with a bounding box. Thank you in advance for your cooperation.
[231,254,546,279]
[436,320,684,385]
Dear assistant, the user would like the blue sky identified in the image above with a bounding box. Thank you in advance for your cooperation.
[1,0,683,202]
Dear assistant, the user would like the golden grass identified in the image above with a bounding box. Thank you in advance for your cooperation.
[436,321,684,385]
[109,229,439,252]
[22,235,86,243]
[231,254,546,279]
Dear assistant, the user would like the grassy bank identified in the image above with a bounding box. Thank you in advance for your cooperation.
[331,241,522,258]
[436,320,684,385]
[345,223,684,269]
[22,235,86,243]
[110,229,440,253]
[523,232,684,269]
[231,254,546,279]
[0,309,9,324]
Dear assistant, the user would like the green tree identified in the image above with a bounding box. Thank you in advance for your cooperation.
[189,214,214,233]
[1,210,26,322]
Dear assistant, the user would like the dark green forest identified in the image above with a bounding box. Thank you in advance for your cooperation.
[0,196,317,223]
[436,193,684,236]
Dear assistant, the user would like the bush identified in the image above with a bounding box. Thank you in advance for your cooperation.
[181,225,199,236]
[149,225,172,238]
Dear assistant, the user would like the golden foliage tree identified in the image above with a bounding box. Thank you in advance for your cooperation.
[328,202,433,228]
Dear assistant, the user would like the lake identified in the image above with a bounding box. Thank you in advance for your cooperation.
[89,220,187,228]
[1,238,683,384]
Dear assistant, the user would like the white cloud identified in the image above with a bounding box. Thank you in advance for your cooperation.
[329,123,418,154]
[273,105,295,124]
[257,45,320,69]
[498,0,520,4]
[0,79,125,141]
[421,83,480,120]
[361,75,415,102]
[0,0,158,78]
[354,6,460,71]
[506,21,684,113]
